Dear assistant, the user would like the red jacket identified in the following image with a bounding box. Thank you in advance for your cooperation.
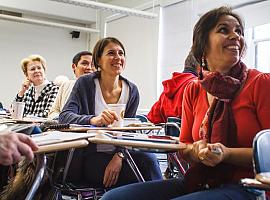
[147,72,197,123]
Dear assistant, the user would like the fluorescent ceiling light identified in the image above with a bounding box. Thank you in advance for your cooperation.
[0,13,99,33]
[50,0,158,18]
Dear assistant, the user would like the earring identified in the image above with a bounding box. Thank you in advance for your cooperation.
[201,56,206,68]
[199,55,205,80]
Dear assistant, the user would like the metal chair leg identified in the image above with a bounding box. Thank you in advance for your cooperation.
[62,148,75,183]
[121,148,145,182]
[25,154,47,200]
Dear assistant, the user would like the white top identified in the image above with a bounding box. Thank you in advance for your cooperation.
[48,80,76,119]
[34,79,50,101]
[94,78,129,152]
[94,78,129,115]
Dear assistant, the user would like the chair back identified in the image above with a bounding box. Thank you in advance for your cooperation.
[165,117,181,137]
[253,129,270,173]
[135,114,148,122]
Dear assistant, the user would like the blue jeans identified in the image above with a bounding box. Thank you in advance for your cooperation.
[101,179,257,200]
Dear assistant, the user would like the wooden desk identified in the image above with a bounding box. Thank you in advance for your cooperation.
[0,116,47,124]
[32,130,184,153]
[61,125,162,133]
[32,131,95,153]
[36,139,89,153]
[88,133,186,152]
[256,172,270,185]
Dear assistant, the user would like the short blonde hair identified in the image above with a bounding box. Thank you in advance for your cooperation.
[21,54,47,76]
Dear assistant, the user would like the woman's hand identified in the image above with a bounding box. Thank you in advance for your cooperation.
[18,79,31,97]
[90,110,119,126]
[180,139,208,163]
[197,143,228,167]
[103,154,123,187]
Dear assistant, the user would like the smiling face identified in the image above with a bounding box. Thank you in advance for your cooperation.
[72,54,94,78]
[98,42,125,76]
[26,61,45,86]
[205,15,244,73]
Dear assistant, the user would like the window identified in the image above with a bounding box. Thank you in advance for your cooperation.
[254,23,270,72]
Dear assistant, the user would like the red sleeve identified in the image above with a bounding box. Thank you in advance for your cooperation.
[147,93,165,124]
[253,73,270,129]
[180,81,197,143]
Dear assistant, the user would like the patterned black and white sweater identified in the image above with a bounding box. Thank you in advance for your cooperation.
[15,82,59,118]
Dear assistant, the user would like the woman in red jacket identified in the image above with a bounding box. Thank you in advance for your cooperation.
[147,52,198,124]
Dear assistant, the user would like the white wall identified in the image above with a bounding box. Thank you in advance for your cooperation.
[0,19,89,108]
[157,0,196,93]
[105,7,160,110]
[1,0,270,111]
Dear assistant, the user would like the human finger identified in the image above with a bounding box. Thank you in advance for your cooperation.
[199,147,222,166]
[108,110,119,121]
[17,134,39,151]
[101,111,115,125]
[16,136,35,161]
[103,169,114,187]
[12,149,23,164]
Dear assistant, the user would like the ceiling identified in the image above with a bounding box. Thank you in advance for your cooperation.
[0,0,156,25]
[0,0,266,28]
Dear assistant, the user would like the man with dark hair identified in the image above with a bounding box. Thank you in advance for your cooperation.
[48,51,94,119]
[147,51,198,124]
[72,51,94,77]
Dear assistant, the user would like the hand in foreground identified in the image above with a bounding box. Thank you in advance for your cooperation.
[197,143,227,167]
[0,132,39,165]
[103,154,123,187]
[90,109,119,126]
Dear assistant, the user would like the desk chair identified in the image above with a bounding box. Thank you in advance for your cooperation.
[240,129,270,199]
[0,155,48,200]
[164,117,189,179]
[135,114,148,123]
[50,149,107,200]
[253,129,270,174]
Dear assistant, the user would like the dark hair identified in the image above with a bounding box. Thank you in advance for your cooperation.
[192,6,246,67]
[92,37,125,70]
[184,51,199,72]
[72,51,92,65]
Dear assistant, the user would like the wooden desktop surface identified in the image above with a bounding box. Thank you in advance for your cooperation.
[32,131,185,153]
[36,139,89,153]
[256,172,270,185]
[62,125,162,133]
[88,133,186,152]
